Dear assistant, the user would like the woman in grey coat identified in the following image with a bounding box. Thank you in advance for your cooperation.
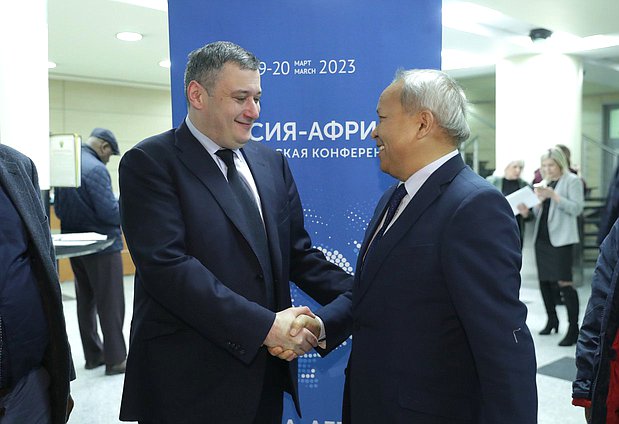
[533,146,584,346]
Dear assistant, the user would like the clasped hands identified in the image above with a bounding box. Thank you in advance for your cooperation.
[263,306,320,362]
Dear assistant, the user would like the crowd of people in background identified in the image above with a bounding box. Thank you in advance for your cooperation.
[485,144,619,423]
[487,145,586,348]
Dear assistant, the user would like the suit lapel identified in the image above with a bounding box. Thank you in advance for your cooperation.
[354,190,391,290]
[175,123,258,244]
[240,143,283,284]
[355,155,466,304]
[548,175,564,221]
[174,124,277,278]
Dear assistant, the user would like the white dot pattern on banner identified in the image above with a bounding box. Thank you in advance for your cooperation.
[291,203,373,389]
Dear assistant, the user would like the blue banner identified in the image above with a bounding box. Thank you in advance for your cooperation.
[168,1,441,422]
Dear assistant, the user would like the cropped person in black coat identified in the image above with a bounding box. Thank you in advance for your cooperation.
[0,144,74,423]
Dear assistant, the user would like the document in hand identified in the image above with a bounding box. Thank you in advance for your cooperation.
[505,186,540,216]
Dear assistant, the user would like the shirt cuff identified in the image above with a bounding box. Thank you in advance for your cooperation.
[315,315,326,349]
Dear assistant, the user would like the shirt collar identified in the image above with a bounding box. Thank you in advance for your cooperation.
[403,150,459,198]
[185,115,241,156]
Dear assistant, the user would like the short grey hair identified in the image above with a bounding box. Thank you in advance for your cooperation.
[505,159,525,170]
[184,41,260,103]
[393,69,470,146]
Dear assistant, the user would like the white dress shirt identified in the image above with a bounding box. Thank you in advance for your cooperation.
[376,149,459,236]
[185,116,264,220]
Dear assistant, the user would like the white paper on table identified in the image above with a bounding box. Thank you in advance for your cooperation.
[504,186,540,216]
[52,232,107,242]
[52,240,98,246]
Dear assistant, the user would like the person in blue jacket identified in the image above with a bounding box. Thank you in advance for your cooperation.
[54,128,127,376]
[574,218,619,423]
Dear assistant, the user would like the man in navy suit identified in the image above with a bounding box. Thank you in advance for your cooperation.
[118,41,352,423]
[0,144,74,423]
[309,69,538,423]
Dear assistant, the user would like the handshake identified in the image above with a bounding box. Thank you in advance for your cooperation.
[263,306,321,362]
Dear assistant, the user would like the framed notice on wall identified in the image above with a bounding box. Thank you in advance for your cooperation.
[50,133,81,187]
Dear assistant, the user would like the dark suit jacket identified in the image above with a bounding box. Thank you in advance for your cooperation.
[319,155,538,424]
[0,145,73,424]
[118,122,352,423]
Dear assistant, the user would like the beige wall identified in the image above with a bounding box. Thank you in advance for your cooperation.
[458,74,619,196]
[49,79,173,193]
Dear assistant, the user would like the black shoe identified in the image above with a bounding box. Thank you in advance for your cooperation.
[105,360,126,376]
[85,358,105,370]
[539,317,559,335]
[558,324,579,346]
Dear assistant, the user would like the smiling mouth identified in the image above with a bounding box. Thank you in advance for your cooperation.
[236,120,253,129]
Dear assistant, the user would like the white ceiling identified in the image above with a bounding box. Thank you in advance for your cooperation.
[48,0,619,98]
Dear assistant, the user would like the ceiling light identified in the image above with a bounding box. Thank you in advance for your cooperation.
[441,49,496,71]
[116,32,143,42]
[443,2,503,25]
[443,2,504,36]
[48,61,57,69]
[158,59,171,69]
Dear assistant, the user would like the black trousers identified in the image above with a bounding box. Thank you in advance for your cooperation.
[138,355,285,424]
[252,355,286,424]
[70,251,127,366]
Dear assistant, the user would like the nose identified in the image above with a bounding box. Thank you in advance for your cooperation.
[371,126,378,139]
[245,99,260,119]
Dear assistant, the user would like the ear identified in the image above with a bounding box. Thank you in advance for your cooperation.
[416,109,435,139]
[187,80,205,110]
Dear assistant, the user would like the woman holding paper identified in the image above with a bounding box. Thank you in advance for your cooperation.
[533,147,585,346]
[487,159,531,247]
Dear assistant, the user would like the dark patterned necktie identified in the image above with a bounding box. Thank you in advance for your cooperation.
[363,183,408,264]
[215,149,274,308]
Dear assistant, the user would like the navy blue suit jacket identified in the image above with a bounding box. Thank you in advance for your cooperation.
[118,122,351,422]
[319,155,538,424]
[0,145,73,424]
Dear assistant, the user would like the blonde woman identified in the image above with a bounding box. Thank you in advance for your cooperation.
[533,147,584,346]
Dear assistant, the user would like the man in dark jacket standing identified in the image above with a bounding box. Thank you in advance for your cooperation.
[55,128,127,376]
[0,144,74,423]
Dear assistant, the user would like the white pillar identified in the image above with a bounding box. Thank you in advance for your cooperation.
[495,54,582,179]
[0,0,50,189]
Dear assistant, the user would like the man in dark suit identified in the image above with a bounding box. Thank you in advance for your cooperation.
[118,41,352,424]
[313,69,538,423]
[0,144,74,423]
